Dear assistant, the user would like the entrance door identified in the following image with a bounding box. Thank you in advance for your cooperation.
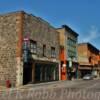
[34,63,59,83]
[35,64,41,82]
[23,63,32,85]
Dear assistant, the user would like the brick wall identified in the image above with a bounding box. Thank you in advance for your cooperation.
[78,44,88,64]
[78,43,100,66]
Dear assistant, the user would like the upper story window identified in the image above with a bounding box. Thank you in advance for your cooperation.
[89,57,92,63]
[67,37,77,47]
[23,41,29,50]
[51,47,56,58]
[30,40,37,54]
[43,45,46,57]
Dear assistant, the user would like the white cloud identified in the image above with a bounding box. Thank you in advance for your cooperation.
[82,25,100,42]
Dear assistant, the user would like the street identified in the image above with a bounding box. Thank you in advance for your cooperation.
[0,79,100,100]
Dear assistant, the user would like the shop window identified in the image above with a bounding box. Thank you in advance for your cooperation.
[30,40,37,54]
[51,47,56,58]
[43,45,46,56]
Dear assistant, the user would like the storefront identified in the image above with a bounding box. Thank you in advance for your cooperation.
[34,62,59,83]
[78,65,92,78]
[23,61,59,85]
[67,60,78,80]
[22,37,59,85]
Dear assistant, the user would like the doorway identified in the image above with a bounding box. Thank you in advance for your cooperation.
[23,63,32,85]
[34,62,59,83]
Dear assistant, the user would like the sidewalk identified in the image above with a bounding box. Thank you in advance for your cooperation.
[0,86,8,93]
[0,78,99,93]
[0,86,7,90]
[0,80,75,93]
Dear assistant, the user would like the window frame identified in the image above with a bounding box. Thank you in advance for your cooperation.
[43,44,46,57]
[30,40,37,54]
[51,47,56,58]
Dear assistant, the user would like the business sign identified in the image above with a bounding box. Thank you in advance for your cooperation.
[68,58,72,68]
[72,57,78,62]
[78,56,88,63]
[69,60,72,68]
[23,37,30,63]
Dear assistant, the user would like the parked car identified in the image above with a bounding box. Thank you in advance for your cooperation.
[83,74,94,80]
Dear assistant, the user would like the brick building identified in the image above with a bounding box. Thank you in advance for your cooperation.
[78,43,100,78]
[56,25,79,80]
[0,11,60,87]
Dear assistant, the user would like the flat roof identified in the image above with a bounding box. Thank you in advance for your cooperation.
[61,25,79,37]
[78,42,100,53]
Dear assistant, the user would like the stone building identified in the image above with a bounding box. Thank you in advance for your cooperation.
[0,11,60,87]
[56,25,79,80]
[78,43,100,78]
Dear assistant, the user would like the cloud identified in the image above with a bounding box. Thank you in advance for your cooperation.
[82,25,100,42]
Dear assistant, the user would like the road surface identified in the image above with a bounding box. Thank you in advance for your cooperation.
[0,79,100,100]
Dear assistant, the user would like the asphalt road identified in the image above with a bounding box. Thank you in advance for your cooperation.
[0,79,100,100]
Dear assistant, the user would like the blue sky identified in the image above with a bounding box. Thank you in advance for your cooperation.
[0,0,100,50]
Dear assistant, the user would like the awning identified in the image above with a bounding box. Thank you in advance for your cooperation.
[79,67,92,70]
[79,63,92,66]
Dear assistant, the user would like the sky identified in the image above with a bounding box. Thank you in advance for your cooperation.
[0,0,100,50]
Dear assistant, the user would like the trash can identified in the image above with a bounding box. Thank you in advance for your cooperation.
[6,80,11,88]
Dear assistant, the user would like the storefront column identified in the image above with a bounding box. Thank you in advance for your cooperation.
[61,64,67,80]
[40,66,43,81]
[44,66,47,81]
[59,62,61,80]
[32,63,35,83]
[16,57,23,87]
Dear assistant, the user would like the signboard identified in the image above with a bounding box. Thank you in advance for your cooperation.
[69,60,72,68]
[72,57,78,62]
[78,56,88,63]
[68,58,72,68]
[23,37,30,63]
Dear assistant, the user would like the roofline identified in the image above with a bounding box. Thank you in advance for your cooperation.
[56,28,64,30]
[62,25,79,36]
[78,42,100,52]
[78,42,88,45]
[0,11,25,16]
[0,10,57,30]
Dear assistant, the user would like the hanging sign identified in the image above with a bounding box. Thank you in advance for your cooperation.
[23,37,30,63]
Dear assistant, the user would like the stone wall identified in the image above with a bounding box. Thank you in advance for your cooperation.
[23,13,60,61]
[0,11,60,86]
[0,12,22,86]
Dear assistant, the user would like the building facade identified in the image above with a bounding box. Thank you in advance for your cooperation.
[56,25,79,80]
[78,43,100,78]
[0,11,60,87]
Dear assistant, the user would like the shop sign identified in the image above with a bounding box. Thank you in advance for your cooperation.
[72,57,78,62]
[69,60,72,68]
[23,37,30,63]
